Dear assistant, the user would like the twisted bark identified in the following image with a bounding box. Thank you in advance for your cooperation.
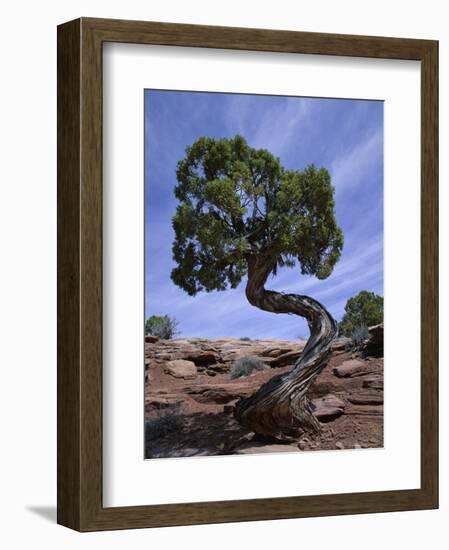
[234,254,338,441]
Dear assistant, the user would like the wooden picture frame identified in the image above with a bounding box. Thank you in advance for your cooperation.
[57,17,438,531]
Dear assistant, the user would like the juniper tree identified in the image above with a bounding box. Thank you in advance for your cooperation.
[339,290,383,337]
[171,135,343,440]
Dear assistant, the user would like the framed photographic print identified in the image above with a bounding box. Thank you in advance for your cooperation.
[57,17,438,531]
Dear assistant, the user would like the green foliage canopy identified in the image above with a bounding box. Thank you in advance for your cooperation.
[338,291,384,336]
[171,135,344,296]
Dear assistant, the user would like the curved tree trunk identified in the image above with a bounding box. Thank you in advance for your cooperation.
[234,254,338,441]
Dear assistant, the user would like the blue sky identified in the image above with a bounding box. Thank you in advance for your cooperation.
[145,90,383,339]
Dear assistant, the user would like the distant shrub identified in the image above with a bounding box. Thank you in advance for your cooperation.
[230,355,269,379]
[339,291,383,336]
[347,324,370,351]
[145,314,180,339]
[145,405,184,441]
[240,336,251,341]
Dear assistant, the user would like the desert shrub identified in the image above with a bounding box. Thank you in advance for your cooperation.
[230,355,269,379]
[145,405,184,441]
[145,314,180,339]
[347,324,370,351]
[240,336,251,341]
[339,291,383,336]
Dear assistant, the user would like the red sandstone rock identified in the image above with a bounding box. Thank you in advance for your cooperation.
[348,391,384,405]
[333,359,366,378]
[312,394,345,421]
[164,360,197,379]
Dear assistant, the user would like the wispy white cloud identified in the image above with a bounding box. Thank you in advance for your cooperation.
[224,95,313,157]
[330,128,383,196]
[251,99,312,154]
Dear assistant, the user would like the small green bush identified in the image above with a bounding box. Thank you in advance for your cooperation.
[230,355,269,379]
[239,336,251,341]
[145,314,179,339]
[145,406,184,441]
